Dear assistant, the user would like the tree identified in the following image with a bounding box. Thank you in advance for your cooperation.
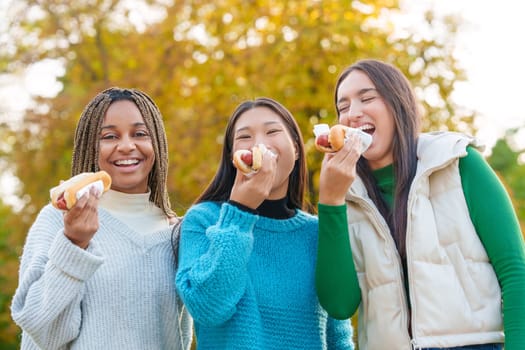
[0,200,21,350]
[1,0,470,212]
[1,0,472,346]
[487,128,525,232]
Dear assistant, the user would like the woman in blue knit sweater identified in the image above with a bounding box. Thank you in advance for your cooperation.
[175,97,354,349]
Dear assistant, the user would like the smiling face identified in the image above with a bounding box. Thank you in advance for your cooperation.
[97,100,155,194]
[336,70,396,170]
[232,106,298,199]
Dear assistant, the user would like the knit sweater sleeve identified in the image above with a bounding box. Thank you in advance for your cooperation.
[459,147,525,349]
[10,205,104,350]
[175,202,257,326]
[326,317,355,349]
[316,203,361,319]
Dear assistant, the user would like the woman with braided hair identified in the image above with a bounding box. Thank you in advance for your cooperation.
[11,87,193,349]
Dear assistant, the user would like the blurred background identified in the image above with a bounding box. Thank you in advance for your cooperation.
[1,0,524,348]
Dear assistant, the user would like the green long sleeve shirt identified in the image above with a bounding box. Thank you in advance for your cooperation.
[316,147,525,349]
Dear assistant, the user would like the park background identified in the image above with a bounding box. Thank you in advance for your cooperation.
[1,0,524,348]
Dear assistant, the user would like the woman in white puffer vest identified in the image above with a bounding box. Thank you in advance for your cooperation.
[315,59,525,350]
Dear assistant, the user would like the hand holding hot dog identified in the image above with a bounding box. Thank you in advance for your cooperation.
[318,130,364,205]
[62,186,101,249]
[50,171,111,248]
[231,144,278,209]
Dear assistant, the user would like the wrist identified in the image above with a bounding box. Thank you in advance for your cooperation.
[64,233,90,249]
[318,194,346,206]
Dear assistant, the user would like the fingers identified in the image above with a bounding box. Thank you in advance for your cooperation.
[319,134,361,205]
[230,149,277,209]
[63,189,100,248]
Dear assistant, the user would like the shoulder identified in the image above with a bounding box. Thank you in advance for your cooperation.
[20,204,64,260]
[297,209,318,223]
[459,145,486,166]
[457,146,492,178]
[181,201,222,228]
[417,131,484,169]
[418,131,482,154]
[33,203,64,229]
[294,209,319,231]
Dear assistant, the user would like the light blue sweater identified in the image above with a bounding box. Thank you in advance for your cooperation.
[11,204,193,350]
[175,201,354,349]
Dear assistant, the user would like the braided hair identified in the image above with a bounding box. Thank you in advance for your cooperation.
[71,87,175,218]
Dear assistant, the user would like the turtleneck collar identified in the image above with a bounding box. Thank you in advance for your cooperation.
[257,197,295,219]
[99,189,153,213]
[98,189,169,235]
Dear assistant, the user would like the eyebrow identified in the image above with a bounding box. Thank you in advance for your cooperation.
[337,88,377,105]
[100,122,147,130]
[235,120,281,133]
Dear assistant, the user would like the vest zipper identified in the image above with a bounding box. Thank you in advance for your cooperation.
[410,338,421,350]
[406,172,429,340]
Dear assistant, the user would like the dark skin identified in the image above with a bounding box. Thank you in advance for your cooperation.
[63,187,101,249]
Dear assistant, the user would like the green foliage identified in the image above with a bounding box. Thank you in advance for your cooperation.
[0,0,488,346]
[487,128,525,232]
[0,202,21,349]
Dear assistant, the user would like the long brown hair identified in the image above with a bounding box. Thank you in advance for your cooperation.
[195,97,311,212]
[71,87,174,218]
[335,59,420,259]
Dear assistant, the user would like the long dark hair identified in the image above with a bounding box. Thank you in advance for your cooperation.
[335,59,420,260]
[195,97,311,212]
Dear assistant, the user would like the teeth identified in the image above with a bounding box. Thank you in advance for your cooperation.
[115,159,139,165]
[358,124,374,131]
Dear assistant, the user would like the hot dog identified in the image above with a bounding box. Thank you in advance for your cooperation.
[50,171,112,210]
[313,124,372,153]
[232,144,267,175]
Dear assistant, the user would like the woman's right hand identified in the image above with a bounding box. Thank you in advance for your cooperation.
[319,133,362,205]
[63,186,101,249]
[229,150,277,210]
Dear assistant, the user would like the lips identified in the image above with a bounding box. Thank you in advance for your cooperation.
[114,159,140,166]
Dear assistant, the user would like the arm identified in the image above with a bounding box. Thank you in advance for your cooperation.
[316,204,361,319]
[175,202,257,326]
[326,316,355,349]
[459,147,525,349]
[10,205,104,350]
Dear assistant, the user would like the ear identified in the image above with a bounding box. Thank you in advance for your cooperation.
[294,142,299,160]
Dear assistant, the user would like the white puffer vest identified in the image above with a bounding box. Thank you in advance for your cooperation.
[346,132,504,349]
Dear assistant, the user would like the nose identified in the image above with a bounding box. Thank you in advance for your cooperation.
[253,133,268,148]
[117,135,136,152]
[340,101,363,126]
[349,101,363,119]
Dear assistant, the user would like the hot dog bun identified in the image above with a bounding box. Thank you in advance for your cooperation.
[233,144,266,175]
[328,124,349,151]
[50,171,112,210]
[314,124,372,153]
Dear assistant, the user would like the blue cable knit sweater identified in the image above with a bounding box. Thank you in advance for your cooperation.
[176,201,354,349]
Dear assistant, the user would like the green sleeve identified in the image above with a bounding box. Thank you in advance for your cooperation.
[316,203,361,320]
[459,146,525,350]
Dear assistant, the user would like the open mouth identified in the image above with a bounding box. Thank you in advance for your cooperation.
[114,159,140,167]
[358,124,375,136]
